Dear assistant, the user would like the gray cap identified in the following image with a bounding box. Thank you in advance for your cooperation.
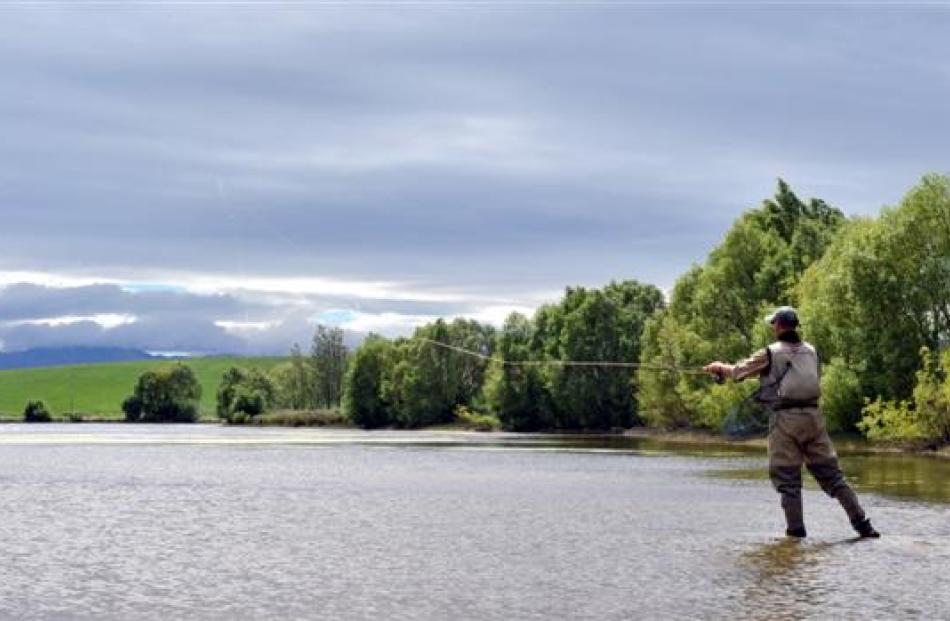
[765,306,799,327]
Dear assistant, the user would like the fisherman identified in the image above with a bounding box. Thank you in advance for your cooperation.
[703,306,880,539]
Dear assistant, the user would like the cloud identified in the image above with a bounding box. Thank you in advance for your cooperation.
[0,279,543,354]
[0,5,947,354]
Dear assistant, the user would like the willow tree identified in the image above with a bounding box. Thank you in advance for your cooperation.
[639,180,845,429]
[798,174,950,430]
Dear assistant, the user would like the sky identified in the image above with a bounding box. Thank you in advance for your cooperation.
[1,1,948,354]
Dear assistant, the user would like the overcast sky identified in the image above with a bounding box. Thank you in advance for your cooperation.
[1,2,948,354]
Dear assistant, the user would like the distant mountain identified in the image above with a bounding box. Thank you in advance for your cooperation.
[0,347,156,370]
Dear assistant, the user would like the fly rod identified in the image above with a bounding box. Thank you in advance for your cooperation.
[415,337,719,378]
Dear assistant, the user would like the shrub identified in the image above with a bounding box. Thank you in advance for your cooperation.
[820,358,864,432]
[858,347,950,444]
[23,400,52,423]
[216,366,275,422]
[455,405,501,432]
[342,335,393,428]
[122,364,202,423]
[232,386,265,416]
[224,409,347,427]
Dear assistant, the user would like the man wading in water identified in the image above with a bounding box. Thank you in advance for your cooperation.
[704,306,881,539]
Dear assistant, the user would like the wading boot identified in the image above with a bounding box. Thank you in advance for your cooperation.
[834,487,879,537]
[854,518,881,539]
[782,495,805,538]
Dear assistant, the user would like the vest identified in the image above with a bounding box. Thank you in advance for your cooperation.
[756,340,821,410]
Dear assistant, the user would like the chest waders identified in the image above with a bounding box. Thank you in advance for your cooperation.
[758,341,878,538]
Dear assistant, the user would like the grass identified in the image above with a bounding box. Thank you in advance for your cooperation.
[0,357,286,420]
[228,409,349,427]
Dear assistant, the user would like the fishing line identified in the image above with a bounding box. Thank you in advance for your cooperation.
[415,337,712,375]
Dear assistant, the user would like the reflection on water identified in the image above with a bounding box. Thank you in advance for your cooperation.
[739,537,853,619]
[0,425,947,619]
[709,451,950,504]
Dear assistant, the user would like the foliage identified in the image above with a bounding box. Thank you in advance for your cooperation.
[483,313,549,431]
[799,174,950,407]
[639,180,845,429]
[310,325,348,409]
[122,363,202,423]
[819,358,863,432]
[0,357,285,419]
[541,282,664,429]
[228,409,347,427]
[483,281,663,431]
[268,344,314,410]
[382,319,496,428]
[455,405,502,431]
[342,334,394,428]
[858,348,950,444]
[23,399,52,423]
[216,366,277,421]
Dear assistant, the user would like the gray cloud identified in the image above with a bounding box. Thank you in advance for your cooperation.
[0,4,948,353]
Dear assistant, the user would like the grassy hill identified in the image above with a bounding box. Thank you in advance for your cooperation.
[0,357,286,420]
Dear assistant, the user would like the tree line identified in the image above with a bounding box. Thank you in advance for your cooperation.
[344,174,950,443]
[29,174,946,444]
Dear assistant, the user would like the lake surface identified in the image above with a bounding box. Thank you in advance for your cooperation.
[1,425,947,619]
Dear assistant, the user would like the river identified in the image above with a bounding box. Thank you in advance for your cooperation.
[0,425,947,619]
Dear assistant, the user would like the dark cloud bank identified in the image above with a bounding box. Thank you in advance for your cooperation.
[1,5,948,353]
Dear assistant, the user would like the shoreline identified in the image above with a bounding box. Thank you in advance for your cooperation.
[1,417,948,459]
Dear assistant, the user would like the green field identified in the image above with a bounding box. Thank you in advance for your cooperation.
[0,357,286,420]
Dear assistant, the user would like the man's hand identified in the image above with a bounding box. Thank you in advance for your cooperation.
[703,361,733,383]
[703,362,726,375]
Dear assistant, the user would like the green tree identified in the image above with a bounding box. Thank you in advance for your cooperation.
[512,280,663,430]
[858,347,950,444]
[381,319,496,428]
[267,343,314,410]
[216,366,276,421]
[342,334,394,428]
[639,180,844,429]
[123,364,202,423]
[310,325,348,408]
[484,312,549,431]
[23,400,52,423]
[799,174,950,410]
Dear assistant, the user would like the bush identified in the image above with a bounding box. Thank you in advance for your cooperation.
[225,409,347,427]
[857,398,923,442]
[23,400,52,423]
[858,347,950,445]
[820,358,864,432]
[122,364,202,423]
[455,405,501,431]
[216,366,275,422]
[342,335,393,428]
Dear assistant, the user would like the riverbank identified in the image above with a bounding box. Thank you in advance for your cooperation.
[622,426,950,460]
[3,414,948,459]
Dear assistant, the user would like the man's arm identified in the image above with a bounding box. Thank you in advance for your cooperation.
[703,348,770,382]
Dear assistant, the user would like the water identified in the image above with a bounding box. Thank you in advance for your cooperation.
[1,425,947,619]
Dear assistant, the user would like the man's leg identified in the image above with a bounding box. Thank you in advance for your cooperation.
[804,415,880,538]
[768,415,806,537]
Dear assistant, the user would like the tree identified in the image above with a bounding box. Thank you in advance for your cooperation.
[216,366,276,421]
[799,174,950,420]
[123,364,202,423]
[381,319,496,428]
[639,180,844,429]
[541,282,663,429]
[484,312,549,431]
[342,334,394,428]
[310,325,348,409]
[485,280,663,431]
[23,400,52,423]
